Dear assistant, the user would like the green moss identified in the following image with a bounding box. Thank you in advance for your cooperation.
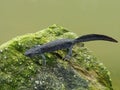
[0,24,113,90]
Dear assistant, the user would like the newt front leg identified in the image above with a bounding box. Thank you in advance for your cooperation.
[63,45,73,60]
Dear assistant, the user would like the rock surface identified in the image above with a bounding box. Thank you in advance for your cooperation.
[0,25,113,90]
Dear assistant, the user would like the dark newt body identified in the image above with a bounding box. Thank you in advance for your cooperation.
[39,39,74,54]
[25,34,118,65]
[25,39,74,57]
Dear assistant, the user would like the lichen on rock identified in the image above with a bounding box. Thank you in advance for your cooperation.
[0,24,113,90]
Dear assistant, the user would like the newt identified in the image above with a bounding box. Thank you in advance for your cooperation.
[25,34,118,65]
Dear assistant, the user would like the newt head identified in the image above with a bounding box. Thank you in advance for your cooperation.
[25,45,41,57]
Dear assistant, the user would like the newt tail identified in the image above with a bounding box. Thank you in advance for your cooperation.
[74,34,118,44]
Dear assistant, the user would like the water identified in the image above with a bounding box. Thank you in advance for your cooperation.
[0,0,120,89]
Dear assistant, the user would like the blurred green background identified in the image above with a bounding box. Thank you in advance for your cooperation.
[0,0,119,89]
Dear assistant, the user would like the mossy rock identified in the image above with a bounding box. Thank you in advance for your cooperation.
[0,24,113,90]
